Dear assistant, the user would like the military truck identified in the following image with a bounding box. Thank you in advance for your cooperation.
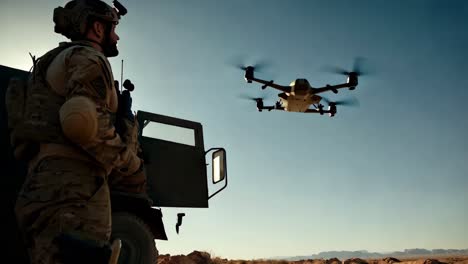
[1,64,228,264]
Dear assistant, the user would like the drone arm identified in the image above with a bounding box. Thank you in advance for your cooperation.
[257,105,284,112]
[305,109,333,114]
[305,109,321,113]
[312,83,353,94]
[250,77,291,93]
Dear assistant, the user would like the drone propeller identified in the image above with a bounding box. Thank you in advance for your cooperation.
[237,93,272,111]
[227,55,272,73]
[237,61,271,73]
[237,93,269,102]
[321,96,360,107]
[321,57,371,77]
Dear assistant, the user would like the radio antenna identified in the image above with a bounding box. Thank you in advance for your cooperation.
[120,59,124,93]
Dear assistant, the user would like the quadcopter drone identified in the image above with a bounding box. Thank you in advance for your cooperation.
[239,58,366,117]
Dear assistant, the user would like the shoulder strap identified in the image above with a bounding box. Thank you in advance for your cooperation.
[32,41,94,81]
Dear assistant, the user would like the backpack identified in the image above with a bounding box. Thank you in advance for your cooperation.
[5,42,83,161]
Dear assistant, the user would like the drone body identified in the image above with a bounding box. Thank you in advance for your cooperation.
[241,61,363,117]
[279,79,322,112]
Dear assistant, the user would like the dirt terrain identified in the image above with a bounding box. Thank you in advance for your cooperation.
[157,251,468,264]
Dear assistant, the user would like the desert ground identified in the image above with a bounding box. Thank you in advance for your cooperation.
[157,251,468,264]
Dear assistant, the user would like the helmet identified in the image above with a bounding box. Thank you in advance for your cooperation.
[53,0,121,40]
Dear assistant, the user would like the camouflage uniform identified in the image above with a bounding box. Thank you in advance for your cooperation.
[14,41,142,264]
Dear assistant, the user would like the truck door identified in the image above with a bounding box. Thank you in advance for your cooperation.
[137,111,210,208]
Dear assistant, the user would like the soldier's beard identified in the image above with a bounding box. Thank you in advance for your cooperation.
[102,36,119,57]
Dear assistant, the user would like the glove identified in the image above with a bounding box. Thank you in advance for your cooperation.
[109,161,147,194]
[116,116,141,155]
[119,90,134,121]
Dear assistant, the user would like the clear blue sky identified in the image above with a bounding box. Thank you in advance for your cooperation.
[1,0,467,260]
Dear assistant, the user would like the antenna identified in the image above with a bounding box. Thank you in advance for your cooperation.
[120,59,124,93]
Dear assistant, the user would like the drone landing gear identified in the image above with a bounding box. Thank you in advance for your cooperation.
[317,104,324,115]
[326,84,339,94]
[255,99,282,112]
[258,106,276,112]
[310,103,336,117]
[275,101,282,109]
[262,80,274,89]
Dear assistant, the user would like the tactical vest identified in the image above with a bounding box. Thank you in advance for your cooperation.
[6,42,93,161]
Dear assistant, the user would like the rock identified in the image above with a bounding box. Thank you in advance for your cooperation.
[156,251,213,264]
[423,259,446,264]
[171,255,197,264]
[188,251,213,264]
[327,258,342,264]
[382,258,401,264]
[158,254,172,264]
[399,258,448,264]
[344,258,368,264]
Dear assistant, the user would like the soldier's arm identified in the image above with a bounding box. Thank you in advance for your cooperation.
[61,46,140,175]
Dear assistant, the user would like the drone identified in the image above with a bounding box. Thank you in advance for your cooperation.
[239,58,366,117]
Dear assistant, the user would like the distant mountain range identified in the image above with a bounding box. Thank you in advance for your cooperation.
[272,249,468,261]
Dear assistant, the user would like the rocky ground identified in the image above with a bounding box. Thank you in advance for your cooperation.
[157,251,468,264]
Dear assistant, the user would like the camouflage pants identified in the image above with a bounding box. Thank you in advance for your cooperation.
[15,156,111,264]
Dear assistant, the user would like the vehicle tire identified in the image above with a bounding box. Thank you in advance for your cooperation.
[111,212,158,264]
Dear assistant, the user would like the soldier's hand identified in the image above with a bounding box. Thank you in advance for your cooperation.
[109,161,147,194]
[116,117,140,155]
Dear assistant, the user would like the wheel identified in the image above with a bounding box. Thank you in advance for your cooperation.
[111,212,158,264]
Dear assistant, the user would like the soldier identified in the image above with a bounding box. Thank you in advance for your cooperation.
[11,0,146,263]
